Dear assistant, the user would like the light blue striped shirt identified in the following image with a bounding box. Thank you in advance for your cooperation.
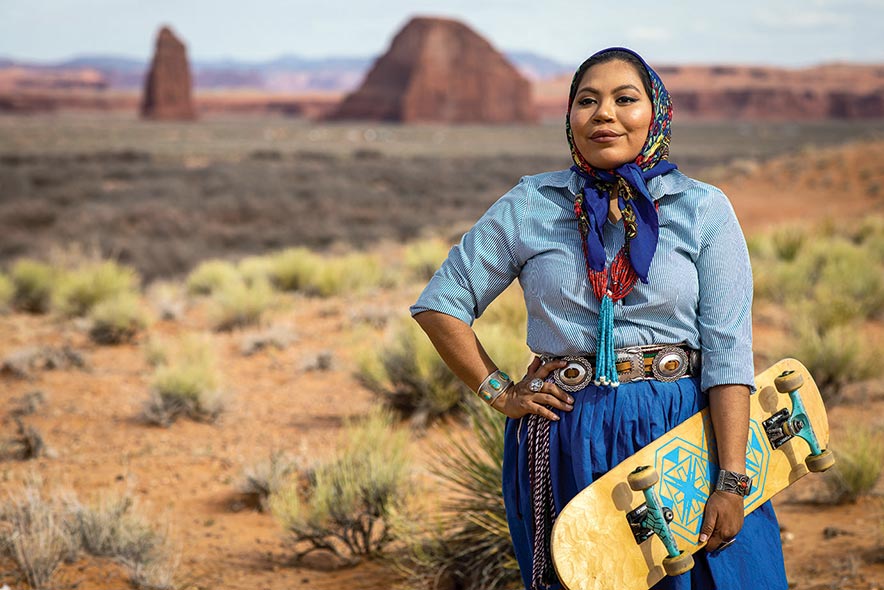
[410,168,754,392]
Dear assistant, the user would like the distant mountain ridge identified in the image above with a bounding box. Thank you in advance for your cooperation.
[0,51,573,93]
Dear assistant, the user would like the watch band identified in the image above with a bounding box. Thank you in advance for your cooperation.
[716,469,753,497]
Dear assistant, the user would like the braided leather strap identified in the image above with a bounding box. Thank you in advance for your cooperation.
[526,413,557,590]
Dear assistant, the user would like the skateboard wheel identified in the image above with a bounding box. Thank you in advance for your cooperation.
[663,551,694,577]
[627,466,659,491]
[805,449,835,472]
[774,370,804,393]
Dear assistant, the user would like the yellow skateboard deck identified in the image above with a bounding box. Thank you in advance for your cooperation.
[551,358,832,590]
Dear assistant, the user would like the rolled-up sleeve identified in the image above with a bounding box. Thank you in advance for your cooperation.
[695,191,755,391]
[410,180,527,325]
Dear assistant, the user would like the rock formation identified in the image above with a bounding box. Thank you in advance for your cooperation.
[329,17,535,123]
[140,26,196,120]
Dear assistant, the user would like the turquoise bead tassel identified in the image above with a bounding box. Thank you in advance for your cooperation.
[594,293,619,388]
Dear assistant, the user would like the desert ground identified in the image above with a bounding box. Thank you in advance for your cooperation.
[0,114,883,590]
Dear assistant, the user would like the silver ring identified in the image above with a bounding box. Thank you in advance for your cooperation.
[528,378,544,393]
[717,537,736,551]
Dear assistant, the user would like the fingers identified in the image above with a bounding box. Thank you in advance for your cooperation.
[699,492,745,552]
[698,510,717,548]
[533,358,566,380]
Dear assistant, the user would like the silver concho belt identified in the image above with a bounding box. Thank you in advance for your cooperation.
[541,344,701,392]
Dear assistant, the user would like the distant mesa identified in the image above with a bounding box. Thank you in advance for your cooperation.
[141,26,196,120]
[328,16,536,123]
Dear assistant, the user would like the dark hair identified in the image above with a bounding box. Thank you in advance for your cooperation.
[573,50,654,102]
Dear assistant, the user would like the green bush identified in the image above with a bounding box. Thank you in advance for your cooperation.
[824,427,884,504]
[89,293,149,344]
[308,253,385,297]
[53,260,140,317]
[239,451,301,512]
[396,404,519,590]
[271,410,412,564]
[359,317,469,427]
[789,320,876,404]
[10,259,56,313]
[404,238,451,281]
[269,247,318,292]
[143,334,225,426]
[186,259,240,296]
[0,272,13,312]
[209,278,275,331]
[238,255,275,287]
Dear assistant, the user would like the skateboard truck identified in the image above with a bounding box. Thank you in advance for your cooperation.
[626,466,694,577]
[764,371,835,472]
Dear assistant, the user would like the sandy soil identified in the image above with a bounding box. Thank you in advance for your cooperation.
[1,141,883,590]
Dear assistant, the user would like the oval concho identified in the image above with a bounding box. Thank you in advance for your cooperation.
[651,346,689,382]
[553,356,593,392]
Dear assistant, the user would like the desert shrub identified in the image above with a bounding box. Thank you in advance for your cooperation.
[237,255,275,287]
[209,278,275,331]
[404,238,451,281]
[0,484,75,590]
[10,259,56,313]
[89,293,149,344]
[770,226,805,262]
[359,317,469,427]
[271,410,411,565]
[72,495,160,564]
[52,260,139,317]
[824,427,884,504]
[397,404,519,590]
[143,334,225,426]
[269,247,319,292]
[186,259,240,296]
[239,451,301,511]
[308,253,385,297]
[788,320,876,404]
[147,281,186,321]
[1,417,47,460]
[0,272,13,312]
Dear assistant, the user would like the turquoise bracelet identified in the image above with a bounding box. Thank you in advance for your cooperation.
[477,369,513,405]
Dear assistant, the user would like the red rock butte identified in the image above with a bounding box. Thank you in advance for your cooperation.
[328,16,535,123]
[141,26,197,120]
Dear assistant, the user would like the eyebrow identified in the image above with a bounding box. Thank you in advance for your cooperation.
[577,84,642,95]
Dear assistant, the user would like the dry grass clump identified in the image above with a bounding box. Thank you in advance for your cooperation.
[269,248,386,297]
[0,271,13,312]
[824,427,884,504]
[271,410,412,565]
[208,278,276,331]
[359,317,469,428]
[754,218,884,402]
[146,281,186,321]
[403,238,452,281]
[53,260,140,317]
[238,451,301,512]
[88,293,149,345]
[143,333,226,426]
[268,247,317,292]
[186,259,240,296]
[237,255,275,287]
[10,259,55,313]
[396,404,519,590]
[1,418,48,460]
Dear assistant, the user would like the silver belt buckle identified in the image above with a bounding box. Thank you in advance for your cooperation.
[651,346,689,382]
[553,355,593,392]
[617,349,645,382]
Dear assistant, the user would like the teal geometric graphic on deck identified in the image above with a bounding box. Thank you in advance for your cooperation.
[655,436,716,544]
[743,419,770,511]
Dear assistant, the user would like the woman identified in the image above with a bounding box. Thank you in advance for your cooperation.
[411,48,787,590]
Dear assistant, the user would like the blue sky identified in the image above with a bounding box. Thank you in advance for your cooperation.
[2,0,882,66]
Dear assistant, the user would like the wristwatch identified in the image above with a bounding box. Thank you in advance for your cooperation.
[716,469,753,497]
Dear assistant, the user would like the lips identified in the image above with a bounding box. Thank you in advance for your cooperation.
[590,129,621,142]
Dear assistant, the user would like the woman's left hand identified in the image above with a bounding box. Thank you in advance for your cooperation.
[698,490,744,552]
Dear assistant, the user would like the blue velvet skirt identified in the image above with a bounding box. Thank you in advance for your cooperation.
[502,376,788,590]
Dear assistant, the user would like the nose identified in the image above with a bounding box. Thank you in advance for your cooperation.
[592,99,615,123]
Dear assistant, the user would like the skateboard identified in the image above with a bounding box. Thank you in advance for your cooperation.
[551,358,834,590]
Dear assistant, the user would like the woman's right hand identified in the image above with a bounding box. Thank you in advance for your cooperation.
[491,357,575,420]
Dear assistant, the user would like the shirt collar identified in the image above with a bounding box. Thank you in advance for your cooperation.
[541,167,694,201]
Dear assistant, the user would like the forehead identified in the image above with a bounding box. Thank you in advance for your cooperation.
[577,59,646,92]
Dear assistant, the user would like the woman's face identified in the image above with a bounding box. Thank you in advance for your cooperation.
[569,59,653,170]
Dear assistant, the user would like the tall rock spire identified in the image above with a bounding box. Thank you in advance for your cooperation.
[141,26,197,120]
